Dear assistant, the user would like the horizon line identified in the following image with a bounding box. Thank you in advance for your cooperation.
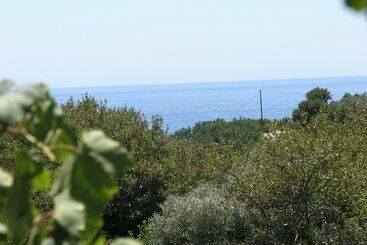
[47,74,367,90]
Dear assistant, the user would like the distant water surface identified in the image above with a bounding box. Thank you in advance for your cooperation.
[52,76,367,132]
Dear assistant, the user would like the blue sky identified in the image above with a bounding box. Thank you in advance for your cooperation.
[1,0,367,87]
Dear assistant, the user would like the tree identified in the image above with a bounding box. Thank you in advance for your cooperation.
[292,87,331,123]
[346,0,367,12]
[235,109,367,243]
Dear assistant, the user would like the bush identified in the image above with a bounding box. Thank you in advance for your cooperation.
[236,107,367,244]
[103,168,166,238]
[327,92,367,123]
[61,95,171,237]
[144,185,259,245]
[292,87,331,123]
[0,94,263,239]
[173,118,266,150]
[61,96,248,238]
[4,86,367,243]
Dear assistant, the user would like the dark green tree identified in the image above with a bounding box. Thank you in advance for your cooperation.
[173,118,266,150]
[292,87,331,123]
[346,0,367,12]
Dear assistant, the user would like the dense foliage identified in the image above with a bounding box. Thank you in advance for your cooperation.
[144,185,260,245]
[234,112,367,243]
[292,87,331,123]
[346,0,367,12]
[0,1,366,243]
[1,82,367,244]
[58,96,247,238]
[0,81,141,244]
[173,118,266,149]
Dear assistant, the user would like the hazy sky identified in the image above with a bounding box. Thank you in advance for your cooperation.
[1,0,367,87]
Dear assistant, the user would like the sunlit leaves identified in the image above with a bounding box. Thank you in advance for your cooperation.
[0,93,33,125]
[81,130,134,174]
[237,108,367,243]
[52,131,134,238]
[0,81,136,243]
[0,82,48,126]
[0,168,13,190]
[54,191,85,237]
[111,238,143,245]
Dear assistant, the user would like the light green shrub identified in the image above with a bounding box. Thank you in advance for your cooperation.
[236,108,367,244]
[145,185,258,245]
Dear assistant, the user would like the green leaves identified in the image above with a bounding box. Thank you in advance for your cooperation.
[53,130,134,239]
[0,93,33,125]
[292,87,331,124]
[346,0,367,11]
[238,107,367,243]
[54,191,85,237]
[5,150,50,244]
[0,82,47,126]
[82,130,133,174]
[0,81,136,243]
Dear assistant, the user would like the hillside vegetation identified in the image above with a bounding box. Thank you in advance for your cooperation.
[173,118,266,150]
[1,84,367,244]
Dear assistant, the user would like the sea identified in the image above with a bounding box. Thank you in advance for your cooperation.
[52,76,367,133]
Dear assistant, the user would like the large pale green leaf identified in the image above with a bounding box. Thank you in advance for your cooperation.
[0,83,48,125]
[0,223,7,242]
[81,130,134,173]
[71,153,117,238]
[24,91,79,161]
[0,168,13,197]
[54,190,85,237]
[21,83,48,101]
[27,98,58,142]
[110,238,143,245]
[0,82,137,243]
[0,168,13,189]
[51,156,76,196]
[52,153,115,238]
[0,93,33,125]
[51,130,133,238]
[25,91,74,145]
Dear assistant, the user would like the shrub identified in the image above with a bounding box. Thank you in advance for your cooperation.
[173,118,265,150]
[144,185,259,245]
[327,92,367,122]
[236,108,367,244]
[61,96,247,238]
[292,87,331,123]
[61,96,171,237]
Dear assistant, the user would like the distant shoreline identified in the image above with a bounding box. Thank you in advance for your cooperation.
[49,75,367,90]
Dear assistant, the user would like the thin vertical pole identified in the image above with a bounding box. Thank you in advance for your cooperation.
[260,89,263,121]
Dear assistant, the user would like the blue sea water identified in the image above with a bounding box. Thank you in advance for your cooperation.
[52,76,367,132]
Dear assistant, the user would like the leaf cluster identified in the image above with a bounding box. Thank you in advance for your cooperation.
[0,80,140,244]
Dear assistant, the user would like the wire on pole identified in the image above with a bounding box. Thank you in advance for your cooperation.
[260,89,264,121]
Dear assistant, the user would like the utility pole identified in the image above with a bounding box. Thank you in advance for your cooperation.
[259,89,263,122]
